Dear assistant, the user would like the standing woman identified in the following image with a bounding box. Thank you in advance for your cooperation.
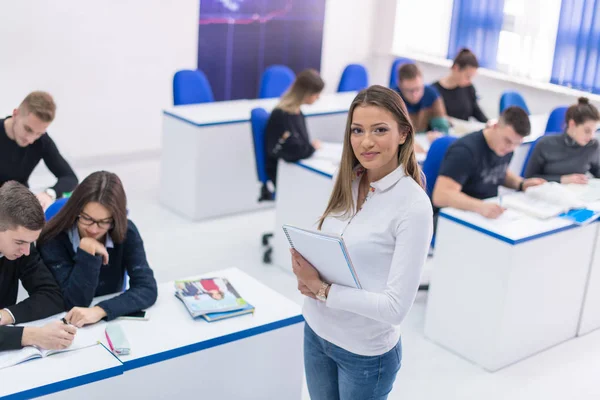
[433,48,488,123]
[291,85,433,399]
[38,171,157,327]
[265,69,325,187]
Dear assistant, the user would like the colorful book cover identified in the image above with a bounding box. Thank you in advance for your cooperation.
[175,277,249,318]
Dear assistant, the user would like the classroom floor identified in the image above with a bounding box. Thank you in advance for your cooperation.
[30,158,600,400]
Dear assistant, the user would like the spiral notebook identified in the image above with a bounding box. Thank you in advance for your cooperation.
[282,225,361,288]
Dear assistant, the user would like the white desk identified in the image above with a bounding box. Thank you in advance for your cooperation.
[578,222,600,336]
[159,92,356,221]
[102,267,304,399]
[424,205,596,371]
[0,345,123,400]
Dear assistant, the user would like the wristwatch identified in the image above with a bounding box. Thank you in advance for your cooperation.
[316,281,331,302]
[45,188,57,202]
[518,180,525,192]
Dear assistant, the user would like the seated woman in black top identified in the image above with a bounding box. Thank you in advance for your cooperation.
[38,171,157,327]
[525,97,600,184]
[433,48,488,123]
[265,69,325,186]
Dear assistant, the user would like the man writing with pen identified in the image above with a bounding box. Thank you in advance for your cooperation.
[0,181,76,351]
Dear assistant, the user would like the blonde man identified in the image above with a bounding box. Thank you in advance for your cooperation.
[1,91,78,209]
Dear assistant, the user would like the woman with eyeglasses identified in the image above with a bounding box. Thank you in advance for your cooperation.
[37,171,157,327]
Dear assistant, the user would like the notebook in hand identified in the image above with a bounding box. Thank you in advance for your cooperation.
[283,224,361,289]
[175,277,249,319]
[0,314,102,371]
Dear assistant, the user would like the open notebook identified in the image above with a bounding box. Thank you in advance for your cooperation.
[0,313,103,371]
[282,225,361,289]
[500,182,600,224]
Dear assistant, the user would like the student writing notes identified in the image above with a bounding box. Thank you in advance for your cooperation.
[38,171,157,328]
[0,92,78,209]
[524,97,600,184]
[0,182,74,352]
[432,107,545,219]
[265,69,325,186]
[291,86,433,400]
[433,48,488,123]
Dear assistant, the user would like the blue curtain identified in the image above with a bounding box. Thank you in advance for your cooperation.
[551,0,600,94]
[447,0,505,69]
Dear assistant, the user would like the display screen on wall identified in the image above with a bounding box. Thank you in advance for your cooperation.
[198,0,326,101]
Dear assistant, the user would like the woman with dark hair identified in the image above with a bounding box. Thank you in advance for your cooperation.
[432,48,488,122]
[291,85,433,399]
[38,171,157,327]
[524,97,600,183]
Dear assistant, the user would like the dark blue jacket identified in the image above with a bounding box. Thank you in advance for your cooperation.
[38,220,158,320]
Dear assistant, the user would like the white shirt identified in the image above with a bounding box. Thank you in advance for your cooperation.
[303,165,433,356]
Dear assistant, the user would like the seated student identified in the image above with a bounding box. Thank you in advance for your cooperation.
[433,48,488,123]
[38,171,157,328]
[396,63,449,134]
[0,91,78,209]
[0,181,74,351]
[432,107,545,219]
[524,97,600,184]
[265,69,325,187]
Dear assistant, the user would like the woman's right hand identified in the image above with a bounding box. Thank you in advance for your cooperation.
[79,237,109,265]
[561,174,588,185]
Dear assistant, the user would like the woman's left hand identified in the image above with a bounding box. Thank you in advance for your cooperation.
[291,249,321,293]
[65,306,107,328]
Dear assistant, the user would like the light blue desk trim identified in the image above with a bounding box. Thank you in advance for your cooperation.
[122,314,305,371]
[439,212,580,245]
[296,162,333,179]
[163,110,347,128]
[0,345,124,400]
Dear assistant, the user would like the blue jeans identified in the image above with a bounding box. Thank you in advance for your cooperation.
[304,323,402,400]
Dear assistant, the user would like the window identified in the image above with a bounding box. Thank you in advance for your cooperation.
[496,0,562,82]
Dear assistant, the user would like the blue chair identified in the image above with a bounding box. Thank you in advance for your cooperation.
[250,108,275,263]
[499,91,530,115]
[389,57,414,89]
[422,136,458,197]
[545,106,568,133]
[173,69,215,106]
[258,65,295,99]
[520,132,561,177]
[337,64,369,92]
[44,197,69,221]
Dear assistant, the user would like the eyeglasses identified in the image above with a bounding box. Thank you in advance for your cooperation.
[78,214,114,230]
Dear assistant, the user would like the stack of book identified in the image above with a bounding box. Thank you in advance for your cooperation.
[174,277,254,322]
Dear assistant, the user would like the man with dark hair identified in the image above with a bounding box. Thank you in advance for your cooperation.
[432,106,546,219]
[1,91,78,210]
[0,181,74,351]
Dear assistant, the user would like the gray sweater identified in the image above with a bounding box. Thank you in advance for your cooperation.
[524,133,600,182]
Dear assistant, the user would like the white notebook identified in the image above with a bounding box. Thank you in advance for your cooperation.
[282,225,361,289]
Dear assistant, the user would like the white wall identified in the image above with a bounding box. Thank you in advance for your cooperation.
[0,0,198,163]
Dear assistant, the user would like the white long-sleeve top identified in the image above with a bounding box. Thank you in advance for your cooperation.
[303,165,433,356]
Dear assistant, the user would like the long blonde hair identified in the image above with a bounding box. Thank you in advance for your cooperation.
[277,69,325,113]
[318,85,424,229]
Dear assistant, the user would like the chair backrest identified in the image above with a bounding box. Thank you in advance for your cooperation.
[389,57,414,89]
[545,106,568,133]
[499,90,530,115]
[258,65,295,99]
[337,64,369,92]
[520,132,561,177]
[250,108,270,185]
[173,69,215,106]
[44,197,69,221]
[422,136,458,197]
